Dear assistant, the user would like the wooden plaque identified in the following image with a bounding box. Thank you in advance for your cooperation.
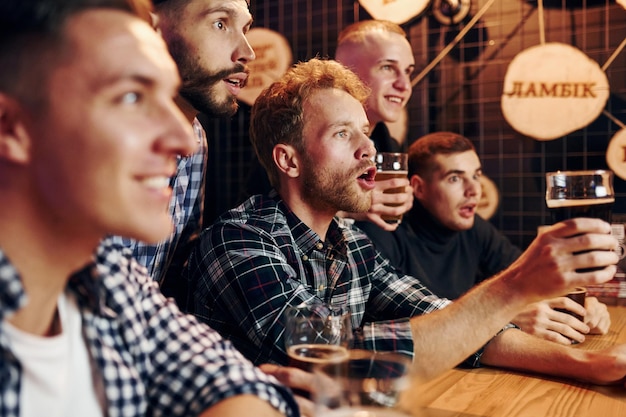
[501,43,610,141]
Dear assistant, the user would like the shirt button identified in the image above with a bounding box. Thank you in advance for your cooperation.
[316,242,324,250]
[318,284,325,292]
[302,255,309,261]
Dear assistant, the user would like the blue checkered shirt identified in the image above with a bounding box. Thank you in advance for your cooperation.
[185,193,452,366]
[109,118,207,283]
[0,242,298,417]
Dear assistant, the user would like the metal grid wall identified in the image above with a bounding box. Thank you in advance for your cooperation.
[203,0,626,249]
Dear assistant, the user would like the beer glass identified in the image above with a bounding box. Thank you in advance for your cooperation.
[284,302,352,372]
[374,152,409,224]
[545,170,614,224]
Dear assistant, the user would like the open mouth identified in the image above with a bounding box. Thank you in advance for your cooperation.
[460,203,477,217]
[358,166,377,182]
[225,73,248,89]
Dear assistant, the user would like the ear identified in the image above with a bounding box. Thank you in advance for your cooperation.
[150,11,160,33]
[0,93,31,164]
[410,174,425,199]
[272,144,300,179]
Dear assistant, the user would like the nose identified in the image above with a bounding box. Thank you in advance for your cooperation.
[234,34,256,64]
[466,178,481,197]
[356,132,376,161]
[157,100,196,157]
[393,71,411,94]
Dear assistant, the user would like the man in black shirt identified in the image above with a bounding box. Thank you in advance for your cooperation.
[357,131,611,345]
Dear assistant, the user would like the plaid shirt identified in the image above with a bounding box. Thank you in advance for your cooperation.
[185,193,452,366]
[109,118,207,283]
[0,242,298,417]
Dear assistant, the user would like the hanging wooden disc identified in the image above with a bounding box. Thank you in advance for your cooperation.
[358,0,430,24]
[607,128,626,181]
[476,174,499,220]
[237,28,292,106]
[501,42,610,141]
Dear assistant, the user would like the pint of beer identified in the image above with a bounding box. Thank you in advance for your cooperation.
[545,170,614,224]
[284,302,352,372]
[375,152,408,224]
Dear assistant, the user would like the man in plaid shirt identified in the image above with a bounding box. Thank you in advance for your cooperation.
[0,1,297,416]
[110,0,256,299]
[186,58,626,389]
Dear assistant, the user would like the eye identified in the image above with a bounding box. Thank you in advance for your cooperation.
[119,91,141,105]
[336,130,349,139]
[214,19,226,30]
[448,175,460,183]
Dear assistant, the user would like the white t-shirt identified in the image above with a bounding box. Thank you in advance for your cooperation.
[3,292,105,417]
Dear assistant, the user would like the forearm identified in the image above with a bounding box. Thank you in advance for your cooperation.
[410,272,529,381]
[479,327,626,386]
[480,328,586,378]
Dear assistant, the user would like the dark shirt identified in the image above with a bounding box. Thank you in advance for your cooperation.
[369,122,404,153]
[355,199,522,299]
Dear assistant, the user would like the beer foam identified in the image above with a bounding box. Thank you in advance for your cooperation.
[546,197,614,208]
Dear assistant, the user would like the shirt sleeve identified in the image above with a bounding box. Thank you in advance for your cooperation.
[127,258,300,417]
[355,248,452,359]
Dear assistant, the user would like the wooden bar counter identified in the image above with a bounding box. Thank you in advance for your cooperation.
[402,305,626,417]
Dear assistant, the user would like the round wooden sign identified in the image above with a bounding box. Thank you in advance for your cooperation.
[476,174,499,220]
[238,28,292,106]
[358,0,430,24]
[501,42,610,141]
[607,128,626,181]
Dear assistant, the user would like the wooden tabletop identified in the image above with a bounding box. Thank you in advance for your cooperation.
[400,305,626,417]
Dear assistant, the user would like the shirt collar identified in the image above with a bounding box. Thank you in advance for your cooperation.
[0,248,27,321]
[0,242,123,323]
[271,193,349,258]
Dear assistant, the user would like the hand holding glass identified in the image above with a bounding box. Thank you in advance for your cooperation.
[374,152,409,225]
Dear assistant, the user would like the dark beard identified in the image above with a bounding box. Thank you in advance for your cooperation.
[167,35,247,118]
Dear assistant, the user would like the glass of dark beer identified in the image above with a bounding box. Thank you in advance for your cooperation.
[545,170,614,224]
[284,302,352,373]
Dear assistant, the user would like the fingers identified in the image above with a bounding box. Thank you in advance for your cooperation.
[567,234,620,258]
[568,265,618,288]
[371,179,412,205]
[547,218,613,238]
[259,364,316,395]
[584,297,611,334]
[513,300,589,344]
[552,297,587,320]
[259,364,316,416]
[364,180,412,230]
[373,177,410,191]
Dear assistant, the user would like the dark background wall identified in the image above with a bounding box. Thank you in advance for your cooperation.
[203,0,626,250]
